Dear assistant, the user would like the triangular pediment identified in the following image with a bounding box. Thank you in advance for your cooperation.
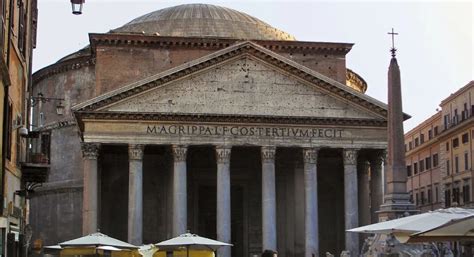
[73,41,389,123]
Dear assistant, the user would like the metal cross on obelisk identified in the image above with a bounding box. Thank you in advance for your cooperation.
[387,28,398,57]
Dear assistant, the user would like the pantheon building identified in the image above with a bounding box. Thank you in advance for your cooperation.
[30,4,388,257]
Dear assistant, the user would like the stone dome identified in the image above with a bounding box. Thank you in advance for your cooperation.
[112,3,296,41]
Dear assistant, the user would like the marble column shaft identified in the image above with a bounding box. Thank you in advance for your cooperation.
[81,142,100,235]
[343,149,359,257]
[172,145,188,236]
[261,146,277,252]
[358,160,370,226]
[370,154,384,224]
[128,144,144,245]
[216,146,232,257]
[303,148,319,257]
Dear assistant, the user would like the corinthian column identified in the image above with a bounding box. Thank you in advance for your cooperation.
[370,152,384,224]
[303,148,319,257]
[128,144,144,245]
[261,146,277,252]
[343,148,359,257]
[81,142,100,235]
[172,145,188,236]
[216,146,232,257]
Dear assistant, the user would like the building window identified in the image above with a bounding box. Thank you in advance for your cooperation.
[455,156,459,173]
[433,153,439,167]
[6,101,12,160]
[428,188,432,204]
[463,183,471,203]
[447,160,450,175]
[419,160,425,172]
[464,152,469,171]
[409,192,413,203]
[407,165,412,177]
[446,142,450,151]
[415,193,419,206]
[420,134,424,144]
[405,144,408,152]
[453,187,460,205]
[462,133,469,144]
[415,138,419,147]
[444,114,450,129]
[434,126,439,136]
[453,138,459,148]
[414,162,418,174]
[409,141,413,150]
[421,191,425,205]
[445,189,451,207]
[425,156,431,170]
[435,185,439,202]
[453,109,459,124]
[428,129,433,140]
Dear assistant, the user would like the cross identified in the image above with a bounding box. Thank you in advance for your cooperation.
[387,28,398,57]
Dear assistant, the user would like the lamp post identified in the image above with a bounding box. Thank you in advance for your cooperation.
[30,93,65,115]
[70,0,85,15]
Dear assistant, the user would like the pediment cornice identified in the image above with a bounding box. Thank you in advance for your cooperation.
[73,41,389,120]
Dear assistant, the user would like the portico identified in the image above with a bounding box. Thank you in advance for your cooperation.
[74,42,389,257]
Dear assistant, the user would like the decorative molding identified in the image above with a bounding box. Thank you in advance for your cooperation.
[33,55,95,84]
[303,148,319,164]
[128,144,144,160]
[75,111,386,127]
[35,118,77,132]
[261,146,276,163]
[215,146,232,164]
[343,148,358,166]
[81,143,100,160]
[172,145,187,162]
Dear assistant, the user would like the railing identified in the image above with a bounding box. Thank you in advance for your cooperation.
[24,131,50,164]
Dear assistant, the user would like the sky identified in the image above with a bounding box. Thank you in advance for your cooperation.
[34,0,473,131]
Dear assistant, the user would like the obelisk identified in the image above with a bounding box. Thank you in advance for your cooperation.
[378,29,417,221]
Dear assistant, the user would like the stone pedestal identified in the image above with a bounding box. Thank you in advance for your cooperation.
[81,143,100,235]
[343,149,359,257]
[261,146,277,252]
[216,146,232,257]
[172,145,188,236]
[303,148,319,257]
[128,144,144,245]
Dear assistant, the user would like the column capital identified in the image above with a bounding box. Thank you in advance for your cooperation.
[172,145,188,162]
[261,146,276,163]
[81,142,100,160]
[129,144,144,160]
[370,150,386,166]
[343,148,359,166]
[216,146,232,164]
[303,147,320,164]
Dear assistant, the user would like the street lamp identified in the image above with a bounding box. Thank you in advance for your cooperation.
[71,0,85,15]
[30,93,65,115]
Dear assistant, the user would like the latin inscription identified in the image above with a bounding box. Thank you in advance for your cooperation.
[146,124,343,139]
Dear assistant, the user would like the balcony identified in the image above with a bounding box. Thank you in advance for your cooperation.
[20,131,50,183]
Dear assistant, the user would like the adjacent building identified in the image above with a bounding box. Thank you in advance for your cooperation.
[406,81,474,212]
[0,0,38,256]
[30,4,394,257]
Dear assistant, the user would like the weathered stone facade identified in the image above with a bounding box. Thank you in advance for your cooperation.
[31,4,388,257]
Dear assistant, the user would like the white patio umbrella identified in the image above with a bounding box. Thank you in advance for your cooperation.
[348,208,474,243]
[59,232,138,249]
[45,232,139,256]
[408,215,474,243]
[155,233,232,257]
